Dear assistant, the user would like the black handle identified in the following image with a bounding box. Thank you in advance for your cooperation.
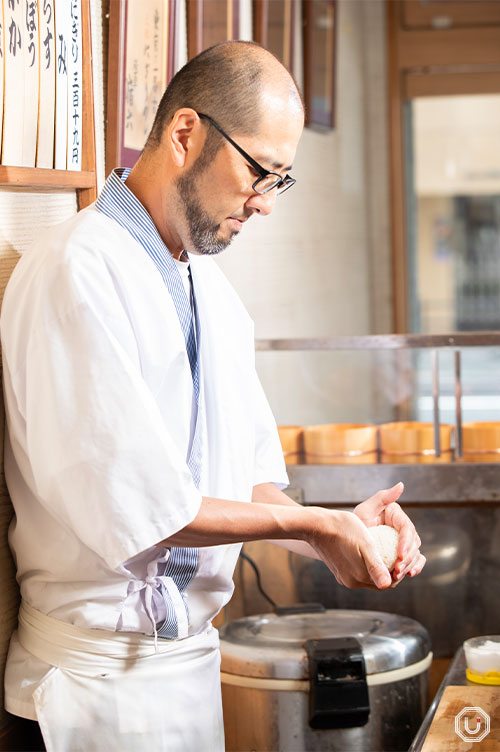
[306,637,370,729]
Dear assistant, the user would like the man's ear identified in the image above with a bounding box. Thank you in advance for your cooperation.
[167,108,202,168]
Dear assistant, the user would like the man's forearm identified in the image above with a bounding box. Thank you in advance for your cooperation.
[157,482,424,590]
[251,482,321,559]
[158,495,323,549]
[159,484,322,556]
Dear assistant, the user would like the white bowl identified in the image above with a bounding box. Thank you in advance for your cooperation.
[464,635,500,684]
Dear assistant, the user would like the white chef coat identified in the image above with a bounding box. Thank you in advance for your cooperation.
[1,184,289,723]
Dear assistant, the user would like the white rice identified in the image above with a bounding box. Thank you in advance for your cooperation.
[368,525,399,571]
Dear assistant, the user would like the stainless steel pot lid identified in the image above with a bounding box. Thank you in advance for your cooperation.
[219,609,431,680]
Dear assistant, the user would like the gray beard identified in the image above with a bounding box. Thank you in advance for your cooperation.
[176,172,238,256]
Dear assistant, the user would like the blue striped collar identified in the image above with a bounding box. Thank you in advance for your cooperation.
[95,167,189,272]
[95,168,198,375]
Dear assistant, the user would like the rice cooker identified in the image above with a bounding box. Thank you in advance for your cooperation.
[219,608,432,752]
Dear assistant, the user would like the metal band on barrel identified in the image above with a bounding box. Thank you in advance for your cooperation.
[305,449,377,459]
[283,451,302,459]
[380,448,452,457]
[462,447,500,455]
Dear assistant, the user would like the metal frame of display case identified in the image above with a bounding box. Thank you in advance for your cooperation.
[255,332,500,505]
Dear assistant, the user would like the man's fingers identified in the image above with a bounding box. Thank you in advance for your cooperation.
[393,533,420,575]
[361,540,392,589]
[370,482,405,515]
[357,485,426,584]
[395,550,426,581]
[380,481,405,504]
[384,503,419,561]
[397,525,419,562]
[408,553,426,577]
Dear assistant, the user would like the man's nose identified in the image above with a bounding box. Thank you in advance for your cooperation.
[246,188,278,217]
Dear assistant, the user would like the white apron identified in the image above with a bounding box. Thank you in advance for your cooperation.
[16,601,224,752]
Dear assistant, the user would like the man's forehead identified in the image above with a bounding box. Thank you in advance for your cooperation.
[242,118,302,172]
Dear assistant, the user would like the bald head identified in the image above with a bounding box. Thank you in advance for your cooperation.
[145,41,303,152]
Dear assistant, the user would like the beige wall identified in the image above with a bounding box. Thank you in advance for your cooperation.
[216,0,392,425]
[217,0,391,339]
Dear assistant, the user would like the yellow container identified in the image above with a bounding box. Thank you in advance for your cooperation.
[277,425,304,465]
[464,636,500,685]
[461,421,500,463]
[379,422,453,464]
[303,424,378,465]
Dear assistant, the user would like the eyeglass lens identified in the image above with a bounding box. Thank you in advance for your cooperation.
[254,175,295,195]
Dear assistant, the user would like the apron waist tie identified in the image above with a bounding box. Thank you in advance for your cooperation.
[17,600,190,677]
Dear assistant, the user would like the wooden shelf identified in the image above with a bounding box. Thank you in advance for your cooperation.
[0,166,96,190]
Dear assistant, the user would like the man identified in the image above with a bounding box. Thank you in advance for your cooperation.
[1,42,425,751]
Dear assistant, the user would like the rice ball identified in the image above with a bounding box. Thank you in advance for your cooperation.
[368,525,400,571]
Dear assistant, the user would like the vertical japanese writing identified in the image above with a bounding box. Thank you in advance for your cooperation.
[57,30,66,72]
[124,2,168,152]
[142,41,150,132]
[69,0,80,166]
[43,0,53,69]
[25,0,37,68]
[23,0,39,166]
[125,59,138,132]
[151,8,160,119]
[8,0,21,57]
[37,0,55,167]
[54,0,69,169]
[3,0,23,165]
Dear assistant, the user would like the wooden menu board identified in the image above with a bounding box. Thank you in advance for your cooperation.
[253,0,294,74]
[303,0,336,129]
[188,0,240,58]
[106,0,179,173]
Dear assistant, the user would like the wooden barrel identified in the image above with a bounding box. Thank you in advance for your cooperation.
[277,425,304,465]
[461,421,500,463]
[303,424,378,465]
[379,422,453,464]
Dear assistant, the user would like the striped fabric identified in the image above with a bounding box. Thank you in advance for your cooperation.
[95,169,201,639]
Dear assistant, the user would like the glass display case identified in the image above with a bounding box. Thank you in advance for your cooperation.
[255,332,500,657]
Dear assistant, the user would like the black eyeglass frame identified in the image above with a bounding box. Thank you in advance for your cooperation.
[197,113,296,195]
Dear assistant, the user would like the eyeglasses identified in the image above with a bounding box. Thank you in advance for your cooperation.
[198,113,296,195]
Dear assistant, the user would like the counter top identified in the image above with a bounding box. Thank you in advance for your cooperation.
[411,648,500,751]
[410,648,467,751]
[286,463,500,505]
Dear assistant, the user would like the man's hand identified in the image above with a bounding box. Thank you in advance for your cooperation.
[304,506,395,590]
[251,481,425,590]
[353,482,426,585]
[159,482,425,592]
